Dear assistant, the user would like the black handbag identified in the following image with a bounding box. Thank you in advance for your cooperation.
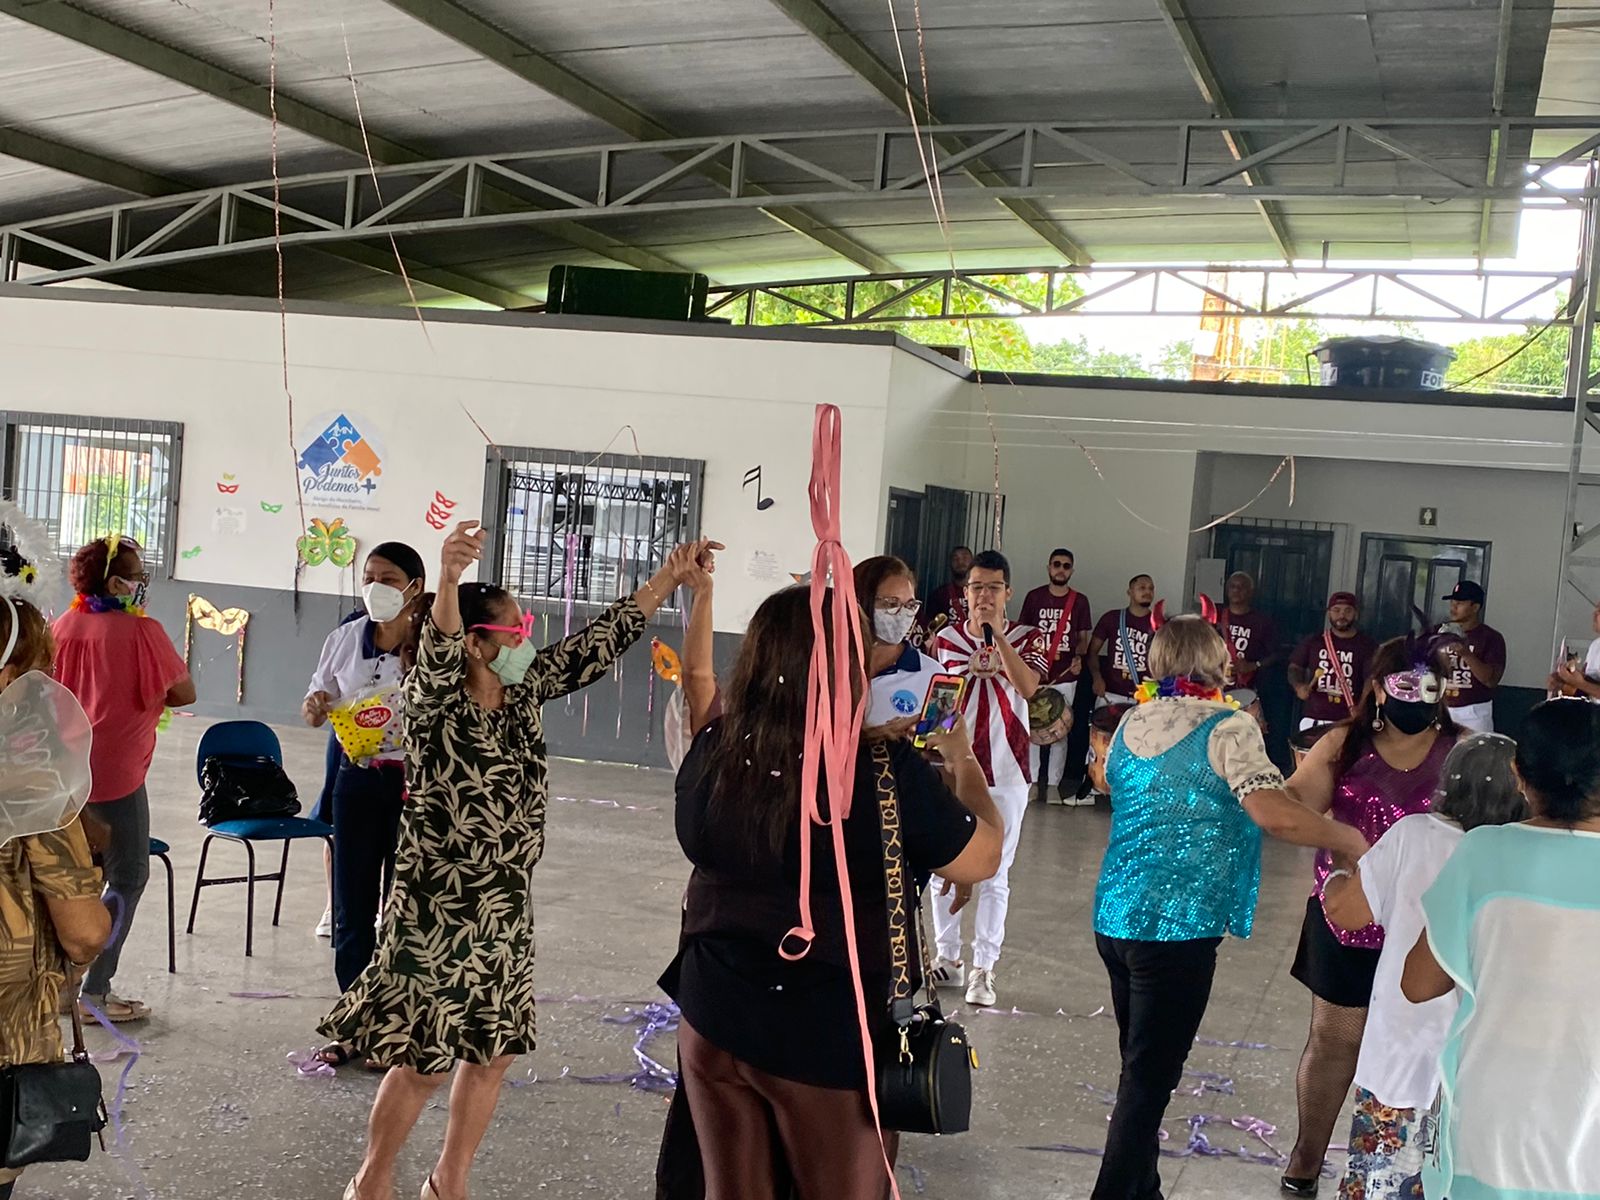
[0,1001,107,1167]
[198,755,301,826]
[869,742,975,1135]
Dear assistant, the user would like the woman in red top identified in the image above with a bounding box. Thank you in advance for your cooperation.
[52,536,195,1022]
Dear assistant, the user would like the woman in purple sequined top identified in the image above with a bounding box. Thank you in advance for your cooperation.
[1276,637,1458,1195]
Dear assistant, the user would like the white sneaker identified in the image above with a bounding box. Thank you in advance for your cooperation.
[315,906,333,938]
[964,967,997,1008]
[1072,792,1099,807]
[1045,789,1071,806]
[929,957,964,988]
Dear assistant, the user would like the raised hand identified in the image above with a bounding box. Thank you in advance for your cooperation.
[441,521,485,586]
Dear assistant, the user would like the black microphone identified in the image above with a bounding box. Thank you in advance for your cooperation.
[982,623,995,647]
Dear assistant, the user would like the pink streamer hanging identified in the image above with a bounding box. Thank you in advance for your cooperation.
[780,404,899,1197]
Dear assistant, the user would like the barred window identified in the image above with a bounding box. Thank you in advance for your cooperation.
[2,413,183,576]
[485,447,702,611]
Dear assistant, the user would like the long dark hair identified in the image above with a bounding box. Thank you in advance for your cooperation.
[1516,699,1600,824]
[705,586,865,861]
[1335,635,1457,778]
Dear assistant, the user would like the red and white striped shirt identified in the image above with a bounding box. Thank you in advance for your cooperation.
[931,620,1049,789]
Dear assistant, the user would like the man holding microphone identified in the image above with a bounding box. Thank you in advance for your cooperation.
[927,549,1046,1008]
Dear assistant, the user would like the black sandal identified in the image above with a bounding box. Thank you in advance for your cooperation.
[1280,1175,1319,1197]
[314,1042,357,1068]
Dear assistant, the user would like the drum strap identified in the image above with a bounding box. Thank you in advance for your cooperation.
[1118,608,1142,687]
[1322,629,1358,712]
[1045,590,1077,665]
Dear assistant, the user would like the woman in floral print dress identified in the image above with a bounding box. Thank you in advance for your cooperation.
[324,520,716,1200]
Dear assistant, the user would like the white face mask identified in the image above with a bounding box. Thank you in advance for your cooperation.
[873,609,917,646]
[363,580,413,623]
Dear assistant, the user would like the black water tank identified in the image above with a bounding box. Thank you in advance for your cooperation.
[1312,336,1454,390]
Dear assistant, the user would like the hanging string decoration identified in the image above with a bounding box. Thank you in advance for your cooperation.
[183,594,251,703]
[782,403,899,1197]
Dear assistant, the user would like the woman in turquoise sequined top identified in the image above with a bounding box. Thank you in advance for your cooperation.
[1090,617,1368,1200]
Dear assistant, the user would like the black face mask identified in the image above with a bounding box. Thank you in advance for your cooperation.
[1382,698,1436,735]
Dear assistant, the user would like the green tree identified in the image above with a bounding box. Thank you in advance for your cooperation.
[1444,323,1571,394]
[84,472,131,538]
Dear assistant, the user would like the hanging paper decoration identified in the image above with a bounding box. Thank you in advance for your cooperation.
[327,682,405,764]
[297,517,358,568]
[183,594,251,703]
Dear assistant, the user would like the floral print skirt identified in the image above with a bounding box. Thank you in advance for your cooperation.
[1338,1087,1433,1200]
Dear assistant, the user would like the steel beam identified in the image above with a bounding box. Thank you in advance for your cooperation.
[1552,170,1600,665]
[380,0,891,271]
[766,0,1090,263]
[0,115,521,307]
[1153,0,1295,263]
[705,264,1578,330]
[1477,0,1518,261]
[0,0,688,278]
[4,121,1599,287]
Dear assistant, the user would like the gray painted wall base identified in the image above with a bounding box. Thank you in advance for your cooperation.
[146,582,742,769]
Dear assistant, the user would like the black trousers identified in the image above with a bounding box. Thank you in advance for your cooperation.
[331,761,406,993]
[1091,933,1221,1200]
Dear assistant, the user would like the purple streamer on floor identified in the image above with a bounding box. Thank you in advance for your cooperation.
[80,997,151,1198]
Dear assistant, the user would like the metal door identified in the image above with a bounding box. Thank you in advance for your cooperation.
[1210,521,1335,648]
[1357,535,1491,642]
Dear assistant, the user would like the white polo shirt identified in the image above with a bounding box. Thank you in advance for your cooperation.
[868,642,944,727]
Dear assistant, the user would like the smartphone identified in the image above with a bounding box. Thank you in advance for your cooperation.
[913,673,967,749]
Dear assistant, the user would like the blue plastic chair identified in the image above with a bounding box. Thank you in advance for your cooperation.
[149,837,175,974]
[187,721,333,957]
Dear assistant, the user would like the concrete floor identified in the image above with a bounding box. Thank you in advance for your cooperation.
[23,719,1335,1200]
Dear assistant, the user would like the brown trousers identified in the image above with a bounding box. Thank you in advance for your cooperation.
[676,1017,900,1200]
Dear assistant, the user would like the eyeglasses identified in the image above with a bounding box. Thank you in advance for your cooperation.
[470,613,535,644]
[117,570,151,585]
[965,582,1007,596]
[1050,561,1074,571]
[874,597,921,616]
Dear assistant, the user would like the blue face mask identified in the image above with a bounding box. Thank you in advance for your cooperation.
[485,637,537,686]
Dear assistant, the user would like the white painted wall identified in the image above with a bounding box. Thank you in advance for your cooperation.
[908,379,1594,663]
[0,290,898,632]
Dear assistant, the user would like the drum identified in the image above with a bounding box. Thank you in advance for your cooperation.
[1226,687,1264,730]
[1087,703,1130,796]
[1290,723,1333,769]
[1028,687,1073,746]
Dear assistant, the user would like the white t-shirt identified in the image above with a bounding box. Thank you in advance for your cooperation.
[1585,639,1600,700]
[1353,812,1465,1110]
[867,643,944,727]
[306,616,404,703]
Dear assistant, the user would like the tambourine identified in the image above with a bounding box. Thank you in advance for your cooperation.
[1027,687,1073,746]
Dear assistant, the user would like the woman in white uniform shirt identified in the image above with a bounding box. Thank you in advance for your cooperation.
[304,541,427,1067]
[1549,600,1600,700]
[854,555,944,730]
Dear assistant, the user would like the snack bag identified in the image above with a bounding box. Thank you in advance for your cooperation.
[328,682,406,764]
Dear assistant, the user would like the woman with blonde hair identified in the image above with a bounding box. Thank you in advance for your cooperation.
[1091,615,1368,1200]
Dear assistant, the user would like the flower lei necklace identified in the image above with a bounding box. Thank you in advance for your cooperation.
[71,594,146,617]
[1134,676,1236,706]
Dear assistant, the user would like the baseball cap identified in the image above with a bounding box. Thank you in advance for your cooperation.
[1327,591,1359,610]
[1443,581,1485,605]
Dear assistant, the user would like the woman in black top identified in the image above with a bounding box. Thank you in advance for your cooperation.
[660,585,1003,1200]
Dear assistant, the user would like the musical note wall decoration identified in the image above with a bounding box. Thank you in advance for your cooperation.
[743,466,775,511]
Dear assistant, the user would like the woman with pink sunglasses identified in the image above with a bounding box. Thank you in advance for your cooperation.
[323,520,717,1200]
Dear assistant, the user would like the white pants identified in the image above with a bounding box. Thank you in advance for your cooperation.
[1029,681,1079,788]
[932,783,1029,972]
[1448,701,1495,734]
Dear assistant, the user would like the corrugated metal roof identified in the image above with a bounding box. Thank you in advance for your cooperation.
[0,0,1588,307]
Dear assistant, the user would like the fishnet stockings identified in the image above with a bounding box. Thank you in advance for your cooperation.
[1287,997,1368,1178]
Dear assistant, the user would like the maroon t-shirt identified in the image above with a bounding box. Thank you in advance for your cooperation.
[1443,623,1506,708]
[1290,631,1379,723]
[1215,609,1278,687]
[1018,586,1093,684]
[1092,608,1155,696]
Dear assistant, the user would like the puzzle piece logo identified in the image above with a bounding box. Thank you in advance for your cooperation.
[297,412,385,510]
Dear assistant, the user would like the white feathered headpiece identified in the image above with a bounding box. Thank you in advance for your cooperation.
[0,501,66,667]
